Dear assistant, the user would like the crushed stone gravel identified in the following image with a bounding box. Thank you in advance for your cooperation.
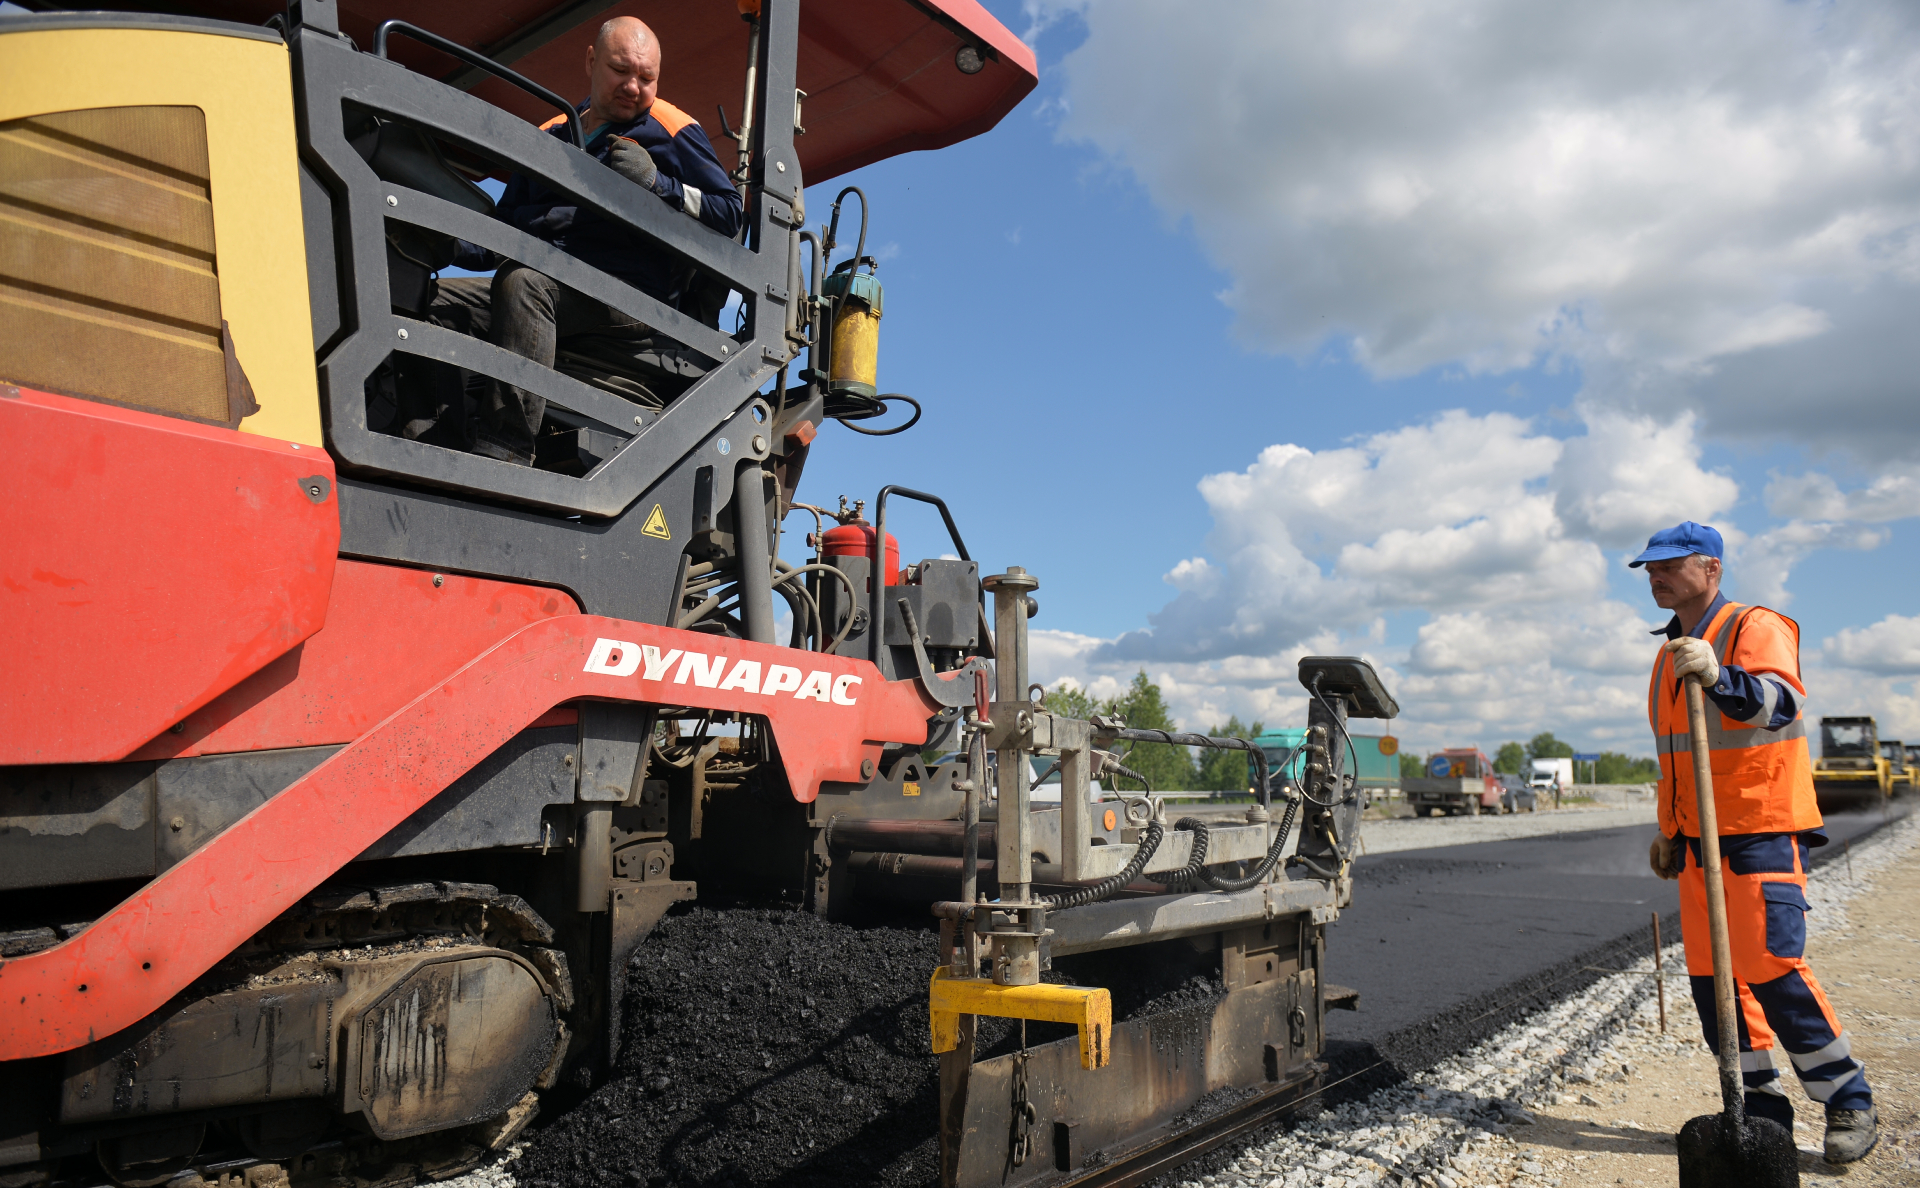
[1162,811,1918,1188]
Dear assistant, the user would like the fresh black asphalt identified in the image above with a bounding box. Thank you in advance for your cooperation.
[1322,802,1905,1053]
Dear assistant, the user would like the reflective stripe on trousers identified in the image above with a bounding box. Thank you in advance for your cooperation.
[1679,839,1872,1115]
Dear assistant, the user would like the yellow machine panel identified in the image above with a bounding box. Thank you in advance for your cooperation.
[0,25,320,446]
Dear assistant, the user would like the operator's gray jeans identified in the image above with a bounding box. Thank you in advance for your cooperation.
[427,264,651,454]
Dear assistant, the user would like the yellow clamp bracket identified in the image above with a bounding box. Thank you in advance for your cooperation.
[929,968,1112,1070]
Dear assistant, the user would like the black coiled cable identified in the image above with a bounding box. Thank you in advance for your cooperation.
[1041,758,1161,909]
[1039,818,1163,910]
[1146,816,1212,889]
[1192,793,1302,893]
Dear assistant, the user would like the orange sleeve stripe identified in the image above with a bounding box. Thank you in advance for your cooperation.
[539,101,696,137]
[650,99,697,137]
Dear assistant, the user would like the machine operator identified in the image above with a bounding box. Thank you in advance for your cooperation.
[1638,521,1877,1163]
[430,15,743,465]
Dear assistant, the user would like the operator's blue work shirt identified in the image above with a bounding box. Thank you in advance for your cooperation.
[454,98,742,313]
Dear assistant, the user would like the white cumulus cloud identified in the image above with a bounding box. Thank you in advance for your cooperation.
[1016,0,1920,754]
[1047,408,1748,751]
[1823,614,1920,675]
[1044,0,1920,457]
[1732,520,1888,607]
[1553,407,1740,547]
[1766,465,1920,523]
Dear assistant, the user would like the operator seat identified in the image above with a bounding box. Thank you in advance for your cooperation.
[553,332,707,410]
[346,115,496,315]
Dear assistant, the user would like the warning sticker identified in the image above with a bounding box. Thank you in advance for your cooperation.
[641,504,672,540]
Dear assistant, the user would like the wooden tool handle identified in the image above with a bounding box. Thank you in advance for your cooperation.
[1686,674,1744,1126]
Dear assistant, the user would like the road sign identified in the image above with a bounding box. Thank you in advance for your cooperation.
[1572,752,1601,762]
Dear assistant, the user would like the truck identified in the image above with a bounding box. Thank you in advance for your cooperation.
[1813,716,1893,806]
[1529,757,1574,804]
[0,4,1399,1185]
[1253,729,1400,802]
[1403,747,1504,816]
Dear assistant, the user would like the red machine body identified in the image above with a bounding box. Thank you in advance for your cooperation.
[0,386,340,765]
[0,614,941,1061]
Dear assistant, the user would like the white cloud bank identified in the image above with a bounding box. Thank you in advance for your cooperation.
[1041,0,1920,459]
[1032,406,1748,749]
[1021,0,1920,751]
[1033,406,1911,753]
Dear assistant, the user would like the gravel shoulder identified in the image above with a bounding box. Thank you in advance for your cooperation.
[1177,813,1920,1188]
[1495,815,1920,1187]
[1352,807,1656,856]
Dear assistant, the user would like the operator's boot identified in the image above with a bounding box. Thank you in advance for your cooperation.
[1824,1105,1878,1164]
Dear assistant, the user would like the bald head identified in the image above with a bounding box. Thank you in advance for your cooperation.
[594,16,655,56]
[583,16,660,133]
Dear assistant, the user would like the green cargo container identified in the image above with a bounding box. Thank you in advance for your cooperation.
[1249,730,1399,791]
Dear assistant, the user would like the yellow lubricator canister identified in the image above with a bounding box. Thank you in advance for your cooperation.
[822,267,883,399]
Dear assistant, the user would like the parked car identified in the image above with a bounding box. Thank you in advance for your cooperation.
[1497,773,1537,814]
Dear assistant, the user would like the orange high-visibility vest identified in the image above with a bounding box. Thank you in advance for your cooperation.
[1651,600,1822,838]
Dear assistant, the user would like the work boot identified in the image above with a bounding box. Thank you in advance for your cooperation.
[1824,1105,1878,1163]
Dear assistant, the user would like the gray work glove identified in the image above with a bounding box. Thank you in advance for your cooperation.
[1666,636,1720,688]
[1649,834,1684,880]
[606,136,660,193]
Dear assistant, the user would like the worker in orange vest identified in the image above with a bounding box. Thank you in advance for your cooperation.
[1639,521,1876,1163]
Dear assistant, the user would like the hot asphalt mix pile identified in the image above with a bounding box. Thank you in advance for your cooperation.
[510,908,1224,1188]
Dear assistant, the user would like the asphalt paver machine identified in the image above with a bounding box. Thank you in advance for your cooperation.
[0,2,1396,1184]
[1812,716,1891,807]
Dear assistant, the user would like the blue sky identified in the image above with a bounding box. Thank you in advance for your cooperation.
[773,1,1920,754]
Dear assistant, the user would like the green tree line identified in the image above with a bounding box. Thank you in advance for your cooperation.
[1041,677,1665,790]
[1044,672,1261,792]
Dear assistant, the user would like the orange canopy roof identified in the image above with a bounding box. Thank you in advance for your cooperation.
[195,0,1038,182]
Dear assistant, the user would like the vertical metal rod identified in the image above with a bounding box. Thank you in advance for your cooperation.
[985,567,1035,702]
[1686,676,1743,1128]
[731,16,760,190]
[962,727,983,908]
[1653,911,1667,1034]
[734,463,776,643]
[666,553,691,625]
[984,570,1038,910]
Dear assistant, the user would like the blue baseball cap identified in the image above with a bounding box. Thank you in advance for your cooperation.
[1629,521,1724,568]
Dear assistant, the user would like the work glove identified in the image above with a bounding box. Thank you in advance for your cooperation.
[606,136,660,193]
[1666,636,1719,688]
[1649,833,1684,880]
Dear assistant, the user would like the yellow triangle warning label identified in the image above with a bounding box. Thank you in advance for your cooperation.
[641,504,672,540]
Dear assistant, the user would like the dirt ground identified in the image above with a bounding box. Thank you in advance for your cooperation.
[1500,847,1920,1186]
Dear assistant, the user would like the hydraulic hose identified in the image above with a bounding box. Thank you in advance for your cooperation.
[772,561,859,652]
